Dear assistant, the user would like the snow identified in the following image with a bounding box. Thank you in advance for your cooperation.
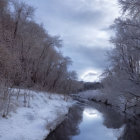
[0,89,74,140]
[77,90,102,99]
[74,90,105,102]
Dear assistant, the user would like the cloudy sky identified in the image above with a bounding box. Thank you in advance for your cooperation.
[22,0,120,82]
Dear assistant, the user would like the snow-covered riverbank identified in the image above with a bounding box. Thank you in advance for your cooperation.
[75,90,140,118]
[0,89,74,140]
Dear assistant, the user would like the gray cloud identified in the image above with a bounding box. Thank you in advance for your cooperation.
[23,0,119,28]
[63,9,104,26]
[83,72,99,82]
[22,0,119,80]
[84,72,97,78]
[62,45,110,75]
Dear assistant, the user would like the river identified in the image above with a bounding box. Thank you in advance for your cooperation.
[45,99,140,140]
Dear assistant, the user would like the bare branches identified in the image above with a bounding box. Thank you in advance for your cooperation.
[0,0,82,117]
[0,0,81,97]
[119,0,140,18]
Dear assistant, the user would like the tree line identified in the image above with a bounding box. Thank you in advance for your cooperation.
[0,0,83,94]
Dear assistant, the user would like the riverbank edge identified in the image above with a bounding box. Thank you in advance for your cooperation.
[0,89,75,140]
[72,92,140,121]
[44,107,70,140]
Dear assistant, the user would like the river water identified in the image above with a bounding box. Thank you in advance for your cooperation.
[45,100,140,140]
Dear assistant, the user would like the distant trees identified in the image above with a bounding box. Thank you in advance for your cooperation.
[83,82,103,90]
[102,0,140,114]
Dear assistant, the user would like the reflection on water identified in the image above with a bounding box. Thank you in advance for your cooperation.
[46,102,140,140]
[83,108,101,119]
[46,104,83,140]
[73,107,121,140]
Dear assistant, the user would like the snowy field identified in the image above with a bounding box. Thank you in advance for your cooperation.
[0,89,74,140]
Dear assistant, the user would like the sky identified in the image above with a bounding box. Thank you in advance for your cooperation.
[22,0,120,82]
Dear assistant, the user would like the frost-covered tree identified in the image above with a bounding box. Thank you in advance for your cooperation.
[102,0,140,113]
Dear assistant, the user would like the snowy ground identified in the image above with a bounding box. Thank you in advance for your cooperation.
[0,89,74,140]
[76,90,140,116]
[76,90,124,108]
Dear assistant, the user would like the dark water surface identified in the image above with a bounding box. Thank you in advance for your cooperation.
[45,100,140,140]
